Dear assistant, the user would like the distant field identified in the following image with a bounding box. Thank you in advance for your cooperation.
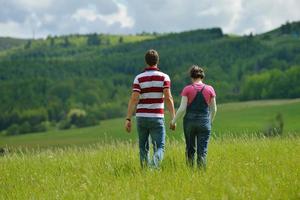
[0,37,27,51]
[0,99,299,149]
[32,34,157,48]
[0,137,299,199]
[212,98,300,135]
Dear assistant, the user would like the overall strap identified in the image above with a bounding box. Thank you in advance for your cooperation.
[200,85,206,93]
[185,83,209,118]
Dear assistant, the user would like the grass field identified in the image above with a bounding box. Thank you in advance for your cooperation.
[0,137,299,199]
[0,99,300,199]
[0,99,299,149]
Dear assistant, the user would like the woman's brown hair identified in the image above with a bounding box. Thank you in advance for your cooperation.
[190,65,205,79]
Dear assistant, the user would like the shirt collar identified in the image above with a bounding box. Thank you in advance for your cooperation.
[144,66,160,71]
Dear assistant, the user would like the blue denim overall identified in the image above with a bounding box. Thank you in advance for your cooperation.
[183,84,211,168]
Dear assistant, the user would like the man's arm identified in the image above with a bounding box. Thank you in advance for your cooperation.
[163,88,176,130]
[125,92,140,133]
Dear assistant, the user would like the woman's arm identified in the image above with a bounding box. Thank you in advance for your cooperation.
[171,96,188,125]
[209,97,217,123]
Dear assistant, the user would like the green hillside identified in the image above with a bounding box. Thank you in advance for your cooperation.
[0,37,27,51]
[0,22,300,134]
[261,21,300,37]
[1,99,299,149]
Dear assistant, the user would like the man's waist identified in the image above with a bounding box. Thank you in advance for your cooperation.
[136,112,164,118]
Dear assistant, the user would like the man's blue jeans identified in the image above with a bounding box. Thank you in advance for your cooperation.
[136,117,166,168]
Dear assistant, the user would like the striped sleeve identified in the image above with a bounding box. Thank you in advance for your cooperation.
[132,76,141,93]
[163,74,171,88]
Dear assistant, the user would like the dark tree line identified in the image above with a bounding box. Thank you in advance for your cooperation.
[1,23,300,135]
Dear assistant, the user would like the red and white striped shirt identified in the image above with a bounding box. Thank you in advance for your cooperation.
[132,66,171,118]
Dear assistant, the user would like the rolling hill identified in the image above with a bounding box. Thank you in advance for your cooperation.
[0,37,27,51]
[0,21,300,135]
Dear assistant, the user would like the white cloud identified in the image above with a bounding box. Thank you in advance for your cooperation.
[72,2,134,28]
[0,0,299,38]
[72,7,99,22]
[104,3,134,28]
[0,11,55,38]
[0,21,30,38]
[223,0,243,33]
[43,14,55,23]
[198,7,220,17]
[12,0,54,10]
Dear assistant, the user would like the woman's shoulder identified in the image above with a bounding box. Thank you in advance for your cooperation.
[204,84,216,96]
[181,84,193,95]
[204,84,214,90]
[182,84,194,91]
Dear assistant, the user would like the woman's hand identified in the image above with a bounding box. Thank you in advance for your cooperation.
[169,122,176,131]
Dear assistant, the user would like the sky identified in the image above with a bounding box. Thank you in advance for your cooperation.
[0,0,299,38]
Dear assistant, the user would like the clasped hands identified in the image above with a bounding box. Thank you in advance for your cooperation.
[125,119,176,132]
[169,120,176,131]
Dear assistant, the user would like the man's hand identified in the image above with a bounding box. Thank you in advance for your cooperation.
[169,122,176,131]
[125,92,139,134]
[125,119,131,133]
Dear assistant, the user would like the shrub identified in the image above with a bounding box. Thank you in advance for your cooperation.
[58,119,71,130]
[32,122,48,133]
[19,122,32,134]
[263,113,284,137]
[0,147,5,156]
[6,124,20,135]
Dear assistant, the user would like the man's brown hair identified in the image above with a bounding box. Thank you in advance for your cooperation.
[145,49,159,66]
[190,65,205,79]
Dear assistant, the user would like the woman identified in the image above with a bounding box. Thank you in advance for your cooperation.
[171,65,217,168]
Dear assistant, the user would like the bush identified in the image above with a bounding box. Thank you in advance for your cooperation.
[32,122,48,133]
[263,113,284,137]
[68,108,86,126]
[68,108,98,127]
[58,119,71,130]
[77,114,99,128]
[19,122,32,134]
[6,124,20,135]
[0,147,6,156]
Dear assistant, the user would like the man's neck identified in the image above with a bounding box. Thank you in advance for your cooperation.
[145,65,159,71]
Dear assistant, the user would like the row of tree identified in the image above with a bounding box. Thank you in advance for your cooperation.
[24,34,125,49]
[241,66,300,100]
[1,23,300,135]
[0,78,128,134]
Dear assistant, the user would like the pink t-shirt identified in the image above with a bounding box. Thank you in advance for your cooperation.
[181,83,216,105]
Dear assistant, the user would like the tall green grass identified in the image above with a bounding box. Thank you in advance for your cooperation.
[0,100,299,199]
[0,137,299,199]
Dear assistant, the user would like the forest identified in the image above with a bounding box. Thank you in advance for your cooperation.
[0,21,299,135]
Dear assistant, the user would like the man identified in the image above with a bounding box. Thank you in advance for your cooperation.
[125,49,176,168]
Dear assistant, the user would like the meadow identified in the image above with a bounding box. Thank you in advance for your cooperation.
[0,99,299,199]
[0,137,299,199]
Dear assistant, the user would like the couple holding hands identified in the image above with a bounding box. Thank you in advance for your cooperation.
[125,49,217,169]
